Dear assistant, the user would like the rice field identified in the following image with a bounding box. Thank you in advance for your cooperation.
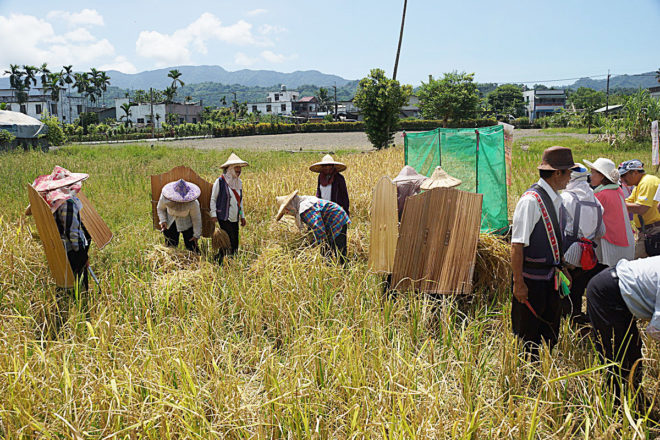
[0,136,659,438]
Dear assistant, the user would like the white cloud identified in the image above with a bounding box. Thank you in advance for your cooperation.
[99,56,137,74]
[247,9,267,16]
[234,52,257,66]
[136,12,272,67]
[0,12,125,74]
[261,50,296,64]
[259,24,286,35]
[47,9,104,27]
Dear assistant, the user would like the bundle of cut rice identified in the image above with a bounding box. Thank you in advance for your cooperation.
[473,233,511,296]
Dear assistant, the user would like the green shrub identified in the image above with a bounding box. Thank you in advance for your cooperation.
[41,114,67,146]
[0,128,16,147]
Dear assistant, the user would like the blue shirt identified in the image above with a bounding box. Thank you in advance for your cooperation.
[616,255,660,330]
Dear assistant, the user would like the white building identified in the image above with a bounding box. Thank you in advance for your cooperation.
[0,88,87,123]
[248,85,300,115]
[523,89,567,121]
[114,99,202,128]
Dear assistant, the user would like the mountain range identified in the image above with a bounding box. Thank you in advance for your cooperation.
[569,72,658,91]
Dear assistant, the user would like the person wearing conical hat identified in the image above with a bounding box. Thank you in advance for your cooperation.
[275,190,350,263]
[310,154,350,217]
[392,165,426,220]
[157,179,202,253]
[32,166,91,291]
[210,153,249,264]
[420,167,462,190]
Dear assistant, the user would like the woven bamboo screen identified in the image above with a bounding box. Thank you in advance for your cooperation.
[77,192,113,249]
[369,176,399,273]
[150,166,214,237]
[391,187,482,294]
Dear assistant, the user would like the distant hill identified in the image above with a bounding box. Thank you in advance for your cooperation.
[569,72,658,91]
[104,65,352,89]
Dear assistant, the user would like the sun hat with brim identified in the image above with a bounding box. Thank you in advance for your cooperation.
[275,190,299,221]
[220,153,249,169]
[162,179,201,202]
[420,166,462,190]
[537,146,579,171]
[392,165,426,183]
[583,158,620,184]
[309,154,347,173]
[32,165,88,192]
[617,159,644,176]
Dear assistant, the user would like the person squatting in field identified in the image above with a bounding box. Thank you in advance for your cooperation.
[275,190,350,262]
[33,166,92,291]
[210,153,248,264]
[157,179,202,253]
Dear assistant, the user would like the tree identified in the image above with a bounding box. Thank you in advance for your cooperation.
[4,64,24,104]
[168,69,184,90]
[38,63,51,89]
[316,87,331,112]
[163,86,177,104]
[45,73,63,101]
[567,87,605,110]
[417,72,480,126]
[353,68,412,149]
[487,84,525,117]
[119,102,133,126]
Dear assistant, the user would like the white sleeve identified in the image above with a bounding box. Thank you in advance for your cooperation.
[156,194,168,224]
[654,185,660,203]
[240,190,245,219]
[209,179,219,218]
[191,200,202,238]
[511,195,541,246]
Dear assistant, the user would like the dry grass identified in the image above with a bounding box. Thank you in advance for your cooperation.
[0,139,659,438]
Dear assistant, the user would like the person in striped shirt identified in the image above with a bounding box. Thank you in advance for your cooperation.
[275,190,350,263]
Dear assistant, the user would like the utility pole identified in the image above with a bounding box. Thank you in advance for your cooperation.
[150,87,155,138]
[392,0,407,80]
[605,70,610,113]
[333,83,338,121]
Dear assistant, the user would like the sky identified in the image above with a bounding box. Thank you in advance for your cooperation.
[0,0,659,86]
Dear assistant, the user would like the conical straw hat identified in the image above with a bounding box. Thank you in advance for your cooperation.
[275,190,299,221]
[420,167,462,190]
[310,154,347,173]
[220,153,249,169]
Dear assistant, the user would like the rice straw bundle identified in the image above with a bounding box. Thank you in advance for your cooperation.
[473,233,511,295]
[212,228,232,251]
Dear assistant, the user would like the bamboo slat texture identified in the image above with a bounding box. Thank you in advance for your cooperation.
[77,191,113,250]
[27,185,75,288]
[391,187,483,294]
[368,176,399,273]
[150,166,215,238]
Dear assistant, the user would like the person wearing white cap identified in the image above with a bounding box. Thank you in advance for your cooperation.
[559,163,606,321]
[210,153,249,263]
[584,158,634,266]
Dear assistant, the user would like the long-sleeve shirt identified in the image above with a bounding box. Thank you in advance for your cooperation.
[616,255,660,331]
[210,176,244,222]
[299,198,350,244]
[54,197,88,252]
[157,194,202,238]
[316,173,350,217]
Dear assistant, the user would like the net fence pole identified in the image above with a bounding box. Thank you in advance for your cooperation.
[475,129,480,193]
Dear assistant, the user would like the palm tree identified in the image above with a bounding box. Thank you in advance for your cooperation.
[392,0,407,80]
[39,63,51,89]
[45,73,63,102]
[119,102,133,126]
[185,95,193,104]
[73,72,90,112]
[98,71,111,105]
[4,64,24,105]
[23,65,38,88]
[163,86,177,104]
[61,65,75,121]
[168,69,184,90]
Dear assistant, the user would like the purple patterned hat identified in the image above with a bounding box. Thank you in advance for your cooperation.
[162,179,201,202]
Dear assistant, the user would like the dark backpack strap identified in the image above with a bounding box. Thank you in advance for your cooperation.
[531,183,564,261]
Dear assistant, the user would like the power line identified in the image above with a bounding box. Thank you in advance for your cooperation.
[491,71,658,85]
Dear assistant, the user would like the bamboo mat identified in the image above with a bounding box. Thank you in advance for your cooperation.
[369,176,399,272]
[27,185,75,288]
[150,166,215,237]
[77,191,113,249]
[391,187,483,294]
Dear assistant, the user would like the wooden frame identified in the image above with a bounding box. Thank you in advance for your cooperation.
[150,166,214,238]
[391,187,482,295]
[369,176,399,273]
[77,192,113,249]
[27,185,75,288]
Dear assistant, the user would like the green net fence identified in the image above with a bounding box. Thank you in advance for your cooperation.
[404,125,508,233]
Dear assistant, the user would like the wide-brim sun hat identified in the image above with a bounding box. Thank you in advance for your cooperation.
[392,165,426,183]
[583,158,620,183]
[275,190,299,221]
[310,154,347,173]
[537,146,579,171]
[420,166,462,190]
[32,165,88,192]
[162,179,201,202]
[220,153,249,169]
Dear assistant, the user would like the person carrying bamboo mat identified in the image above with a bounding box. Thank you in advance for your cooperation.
[210,153,249,264]
[32,166,91,291]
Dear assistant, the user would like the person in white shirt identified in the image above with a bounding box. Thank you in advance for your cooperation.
[157,179,202,253]
[210,153,249,264]
[511,146,578,356]
[586,255,660,393]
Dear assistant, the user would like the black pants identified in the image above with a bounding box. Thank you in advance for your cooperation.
[67,247,89,292]
[216,220,239,264]
[586,268,643,391]
[326,225,347,264]
[511,277,562,356]
[163,223,199,253]
[563,263,608,318]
